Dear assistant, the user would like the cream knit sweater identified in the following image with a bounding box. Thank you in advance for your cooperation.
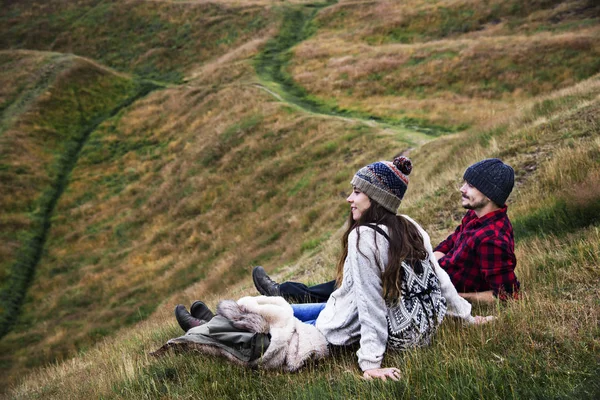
[315,216,473,371]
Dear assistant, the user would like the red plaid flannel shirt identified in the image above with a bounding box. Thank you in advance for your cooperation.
[435,207,520,300]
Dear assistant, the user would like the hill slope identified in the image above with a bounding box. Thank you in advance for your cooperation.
[7,66,599,400]
[0,0,599,398]
[288,0,600,127]
[0,49,157,389]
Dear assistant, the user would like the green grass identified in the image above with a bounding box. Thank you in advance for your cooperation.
[199,114,264,167]
[1,0,272,82]
[1,0,600,398]
[0,55,157,340]
[254,1,455,135]
[513,196,600,240]
[0,52,73,137]
[332,0,596,45]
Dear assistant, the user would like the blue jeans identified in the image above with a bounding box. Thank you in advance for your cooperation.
[291,303,326,326]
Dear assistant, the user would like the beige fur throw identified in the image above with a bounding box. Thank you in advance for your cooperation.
[151,296,329,372]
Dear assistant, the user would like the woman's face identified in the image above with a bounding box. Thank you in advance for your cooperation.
[347,187,371,221]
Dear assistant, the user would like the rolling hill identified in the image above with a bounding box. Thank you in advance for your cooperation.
[1,0,599,398]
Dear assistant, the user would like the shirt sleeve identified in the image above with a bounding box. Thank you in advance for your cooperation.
[348,227,389,371]
[434,224,461,254]
[478,238,520,300]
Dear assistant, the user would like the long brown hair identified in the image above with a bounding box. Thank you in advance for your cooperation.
[335,199,427,300]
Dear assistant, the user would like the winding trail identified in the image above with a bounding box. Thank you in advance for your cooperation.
[252,1,444,147]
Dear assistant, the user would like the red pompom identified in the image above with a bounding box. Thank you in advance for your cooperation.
[393,156,412,175]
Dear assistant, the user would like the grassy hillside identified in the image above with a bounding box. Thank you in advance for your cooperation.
[0,1,428,388]
[0,0,276,82]
[6,68,599,400]
[0,49,150,338]
[1,0,599,398]
[1,82,415,387]
[289,0,600,127]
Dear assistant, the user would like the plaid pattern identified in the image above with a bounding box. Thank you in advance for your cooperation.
[435,207,520,300]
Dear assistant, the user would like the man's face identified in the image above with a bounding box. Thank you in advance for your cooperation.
[460,181,491,211]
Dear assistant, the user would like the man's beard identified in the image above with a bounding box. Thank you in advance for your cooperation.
[462,197,490,210]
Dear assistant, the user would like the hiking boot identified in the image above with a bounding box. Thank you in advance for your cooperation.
[252,266,281,296]
[174,304,202,332]
[190,300,214,322]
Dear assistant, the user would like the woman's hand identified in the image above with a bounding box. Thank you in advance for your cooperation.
[363,367,401,381]
[473,315,495,324]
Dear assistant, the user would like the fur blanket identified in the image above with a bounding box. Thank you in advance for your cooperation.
[152,296,329,372]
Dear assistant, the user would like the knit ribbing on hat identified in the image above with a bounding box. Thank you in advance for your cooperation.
[350,158,411,214]
[351,175,402,214]
[463,158,514,206]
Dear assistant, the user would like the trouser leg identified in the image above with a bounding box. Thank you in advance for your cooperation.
[279,280,336,303]
[291,303,327,325]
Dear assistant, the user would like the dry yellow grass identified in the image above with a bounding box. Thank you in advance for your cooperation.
[287,0,600,128]
[0,77,417,388]
[6,69,600,399]
[321,0,598,40]
[2,0,599,397]
[184,35,274,85]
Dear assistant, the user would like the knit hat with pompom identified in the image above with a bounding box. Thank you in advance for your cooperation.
[350,156,412,214]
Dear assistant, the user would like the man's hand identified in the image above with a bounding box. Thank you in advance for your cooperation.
[433,251,445,261]
[363,367,401,381]
[459,290,495,304]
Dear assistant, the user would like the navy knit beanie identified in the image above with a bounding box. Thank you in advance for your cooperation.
[463,158,514,206]
[351,156,412,214]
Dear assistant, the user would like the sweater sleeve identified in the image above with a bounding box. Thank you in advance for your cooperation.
[348,227,389,371]
[402,215,475,323]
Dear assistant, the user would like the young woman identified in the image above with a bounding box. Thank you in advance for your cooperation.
[287,156,474,380]
[172,156,485,380]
